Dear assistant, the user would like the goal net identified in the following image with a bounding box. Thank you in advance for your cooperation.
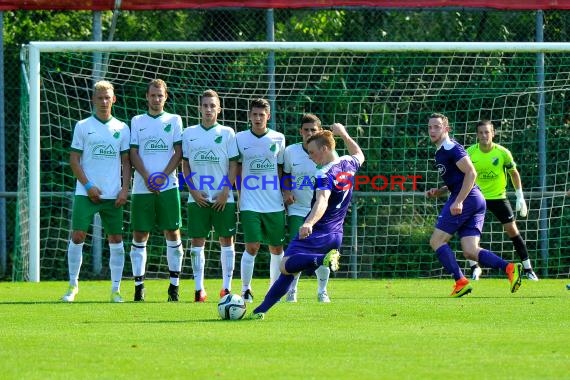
[16,42,570,282]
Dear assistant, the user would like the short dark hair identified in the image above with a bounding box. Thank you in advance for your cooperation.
[301,113,321,127]
[250,98,270,113]
[476,119,494,132]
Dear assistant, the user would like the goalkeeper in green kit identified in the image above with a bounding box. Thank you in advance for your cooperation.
[466,120,538,281]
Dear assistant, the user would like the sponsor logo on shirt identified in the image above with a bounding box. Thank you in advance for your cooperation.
[143,138,169,152]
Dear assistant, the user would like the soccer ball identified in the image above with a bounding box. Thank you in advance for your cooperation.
[217,293,247,320]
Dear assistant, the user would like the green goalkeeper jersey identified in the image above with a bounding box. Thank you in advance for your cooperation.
[466,143,516,200]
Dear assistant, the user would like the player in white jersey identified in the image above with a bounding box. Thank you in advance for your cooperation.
[229,98,286,303]
[129,79,184,302]
[181,89,238,302]
[282,114,332,303]
[61,80,131,303]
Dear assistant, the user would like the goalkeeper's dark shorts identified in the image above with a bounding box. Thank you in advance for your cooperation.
[486,198,515,224]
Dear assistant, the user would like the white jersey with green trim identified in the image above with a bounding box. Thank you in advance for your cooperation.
[283,142,316,217]
[130,112,183,194]
[230,128,285,213]
[182,123,236,203]
[70,115,130,199]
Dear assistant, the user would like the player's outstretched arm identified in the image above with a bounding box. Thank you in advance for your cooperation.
[330,123,365,165]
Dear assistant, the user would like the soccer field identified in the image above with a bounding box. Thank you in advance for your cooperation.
[0,279,568,379]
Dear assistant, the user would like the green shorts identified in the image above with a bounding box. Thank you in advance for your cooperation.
[187,202,237,239]
[71,196,124,235]
[240,210,285,246]
[131,188,182,232]
[287,214,305,242]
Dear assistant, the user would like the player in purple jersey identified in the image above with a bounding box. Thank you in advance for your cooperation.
[425,113,523,297]
[249,123,364,319]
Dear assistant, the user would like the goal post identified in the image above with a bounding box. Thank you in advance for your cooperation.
[19,41,570,282]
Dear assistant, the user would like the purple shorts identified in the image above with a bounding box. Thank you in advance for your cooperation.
[435,189,486,238]
[285,232,343,257]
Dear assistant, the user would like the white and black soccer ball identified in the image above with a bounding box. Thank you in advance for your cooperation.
[217,293,247,320]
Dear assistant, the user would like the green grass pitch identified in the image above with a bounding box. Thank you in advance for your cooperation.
[0,278,568,379]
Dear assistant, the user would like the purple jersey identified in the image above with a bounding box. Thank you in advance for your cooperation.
[310,155,361,234]
[435,138,469,194]
[434,137,485,237]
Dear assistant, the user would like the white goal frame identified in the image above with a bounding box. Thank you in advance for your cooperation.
[27,41,570,282]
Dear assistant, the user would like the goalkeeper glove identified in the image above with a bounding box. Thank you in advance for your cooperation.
[515,189,528,217]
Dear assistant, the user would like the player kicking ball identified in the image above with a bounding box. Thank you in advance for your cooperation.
[249,122,364,320]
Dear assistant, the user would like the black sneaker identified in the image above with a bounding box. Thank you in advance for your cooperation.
[134,284,145,302]
[242,289,254,303]
[168,284,179,302]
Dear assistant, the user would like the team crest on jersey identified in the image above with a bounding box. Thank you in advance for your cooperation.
[215,135,223,144]
[163,123,172,132]
[295,175,316,189]
[144,138,169,152]
[113,131,120,139]
[92,144,117,159]
[436,163,446,176]
[250,158,275,173]
[192,150,220,163]
[492,157,499,166]
[270,143,277,152]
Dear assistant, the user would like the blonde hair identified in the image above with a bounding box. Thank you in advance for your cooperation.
[93,80,114,95]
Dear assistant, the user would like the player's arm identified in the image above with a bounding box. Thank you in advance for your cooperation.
[70,150,102,203]
[182,158,208,207]
[212,160,238,212]
[426,185,449,198]
[116,152,131,207]
[162,143,182,177]
[299,188,330,239]
[281,171,295,206]
[330,123,365,165]
[450,156,477,215]
[508,166,528,217]
[130,146,156,193]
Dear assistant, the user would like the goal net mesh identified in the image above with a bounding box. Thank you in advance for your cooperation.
[15,45,570,281]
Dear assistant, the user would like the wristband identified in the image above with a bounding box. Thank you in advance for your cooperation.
[515,189,524,198]
[84,181,94,191]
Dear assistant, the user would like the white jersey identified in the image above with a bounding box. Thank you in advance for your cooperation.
[283,143,316,217]
[182,123,236,204]
[130,112,183,194]
[229,128,285,213]
[70,115,130,199]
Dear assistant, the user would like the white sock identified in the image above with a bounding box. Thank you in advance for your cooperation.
[289,272,301,293]
[315,265,331,294]
[190,246,205,291]
[241,251,256,292]
[166,239,184,286]
[269,252,284,287]
[108,242,125,292]
[468,259,479,268]
[67,241,84,287]
[130,240,147,285]
[522,259,532,270]
[221,245,235,291]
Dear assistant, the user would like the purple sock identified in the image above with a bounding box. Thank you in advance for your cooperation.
[253,274,294,314]
[435,244,463,281]
[477,249,508,271]
[283,253,322,274]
